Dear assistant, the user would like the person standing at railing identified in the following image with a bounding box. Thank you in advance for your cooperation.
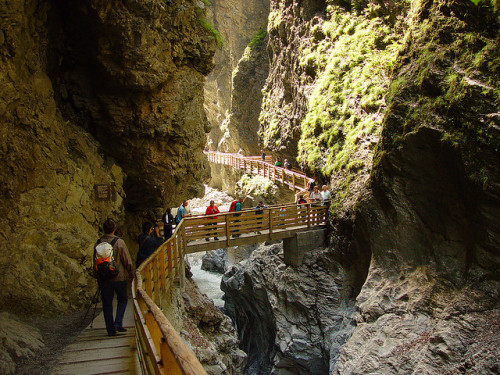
[175,200,191,225]
[254,201,267,233]
[284,158,292,170]
[205,200,220,241]
[310,186,322,203]
[94,218,134,336]
[136,222,164,267]
[261,149,266,161]
[321,185,331,205]
[230,196,244,237]
[162,207,174,241]
[274,159,282,167]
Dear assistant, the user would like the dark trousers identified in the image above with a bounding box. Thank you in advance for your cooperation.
[100,280,128,335]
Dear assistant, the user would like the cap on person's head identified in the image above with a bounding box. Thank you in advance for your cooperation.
[142,221,153,234]
[322,185,327,189]
[103,218,116,234]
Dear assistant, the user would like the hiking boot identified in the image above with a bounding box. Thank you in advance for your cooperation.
[115,327,127,332]
[205,238,210,242]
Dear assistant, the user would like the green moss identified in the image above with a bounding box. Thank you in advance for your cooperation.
[248,27,267,50]
[235,175,279,202]
[297,4,404,179]
[199,18,224,47]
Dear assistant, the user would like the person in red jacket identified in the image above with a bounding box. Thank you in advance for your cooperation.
[205,200,220,241]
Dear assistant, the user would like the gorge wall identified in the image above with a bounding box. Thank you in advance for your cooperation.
[219,0,500,374]
[0,0,219,371]
[204,0,270,155]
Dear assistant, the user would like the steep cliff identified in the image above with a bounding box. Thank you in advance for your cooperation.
[1,0,216,370]
[334,0,500,373]
[222,0,500,374]
[204,0,270,155]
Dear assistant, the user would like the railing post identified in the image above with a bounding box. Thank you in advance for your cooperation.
[282,169,285,185]
[292,173,295,191]
[159,247,166,307]
[307,204,311,228]
[225,214,230,246]
[269,209,273,240]
[273,166,276,181]
[167,241,173,278]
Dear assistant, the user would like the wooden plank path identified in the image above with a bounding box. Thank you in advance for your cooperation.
[51,299,140,375]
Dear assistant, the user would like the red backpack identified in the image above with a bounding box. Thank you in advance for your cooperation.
[229,200,238,212]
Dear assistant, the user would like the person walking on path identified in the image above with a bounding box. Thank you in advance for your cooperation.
[175,200,190,225]
[205,200,220,241]
[136,222,164,267]
[162,208,174,241]
[94,218,134,337]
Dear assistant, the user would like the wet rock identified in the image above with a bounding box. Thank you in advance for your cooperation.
[221,243,355,374]
[202,249,227,273]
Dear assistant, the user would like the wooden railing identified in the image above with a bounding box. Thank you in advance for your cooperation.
[132,202,328,374]
[204,151,314,197]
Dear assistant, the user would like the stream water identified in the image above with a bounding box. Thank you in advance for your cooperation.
[185,185,233,308]
[188,253,225,307]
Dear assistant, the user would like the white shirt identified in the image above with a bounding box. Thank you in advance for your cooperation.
[310,191,322,201]
[321,190,331,201]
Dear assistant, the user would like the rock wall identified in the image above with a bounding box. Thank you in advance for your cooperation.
[0,0,216,370]
[222,243,355,374]
[204,0,270,154]
[0,0,215,314]
[222,0,500,374]
[333,1,500,373]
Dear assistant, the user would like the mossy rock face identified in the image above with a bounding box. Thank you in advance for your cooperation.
[260,0,411,214]
[235,175,280,204]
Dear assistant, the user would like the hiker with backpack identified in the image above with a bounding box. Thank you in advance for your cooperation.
[229,196,244,237]
[136,222,164,267]
[93,218,134,337]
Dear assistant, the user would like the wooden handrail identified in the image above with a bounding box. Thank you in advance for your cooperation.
[133,201,328,374]
[204,151,314,202]
[133,150,327,374]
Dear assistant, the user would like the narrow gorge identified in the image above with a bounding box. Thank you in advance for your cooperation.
[1,0,499,374]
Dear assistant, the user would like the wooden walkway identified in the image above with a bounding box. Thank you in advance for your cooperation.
[51,299,140,375]
[204,151,314,200]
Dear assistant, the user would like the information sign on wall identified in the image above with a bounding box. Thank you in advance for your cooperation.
[94,184,111,201]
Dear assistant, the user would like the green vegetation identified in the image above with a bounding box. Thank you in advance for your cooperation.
[199,18,224,47]
[235,175,278,202]
[248,27,267,50]
[297,4,404,177]
[195,2,223,47]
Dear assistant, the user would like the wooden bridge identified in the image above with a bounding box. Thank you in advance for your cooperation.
[204,150,315,200]
[133,201,327,374]
[53,152,327,375]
